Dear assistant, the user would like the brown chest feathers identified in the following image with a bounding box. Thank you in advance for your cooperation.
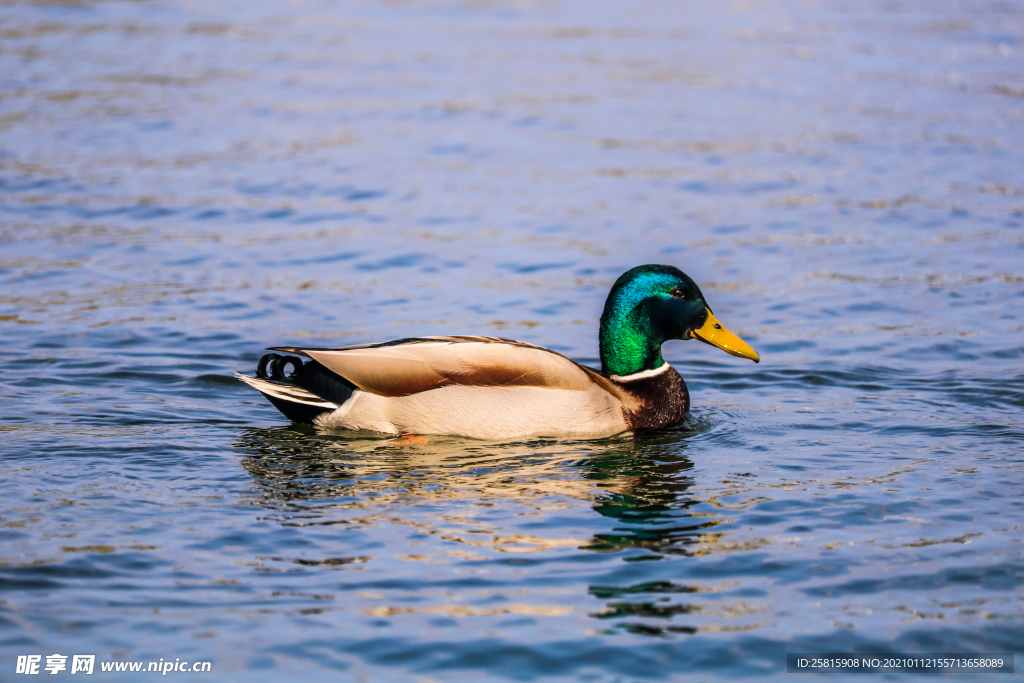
[619,365,690,431]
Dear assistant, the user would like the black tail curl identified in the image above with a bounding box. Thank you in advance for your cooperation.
[254,352,357,421]
[256,353,303,381]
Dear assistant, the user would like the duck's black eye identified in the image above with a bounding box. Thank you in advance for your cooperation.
[668,287,686,299]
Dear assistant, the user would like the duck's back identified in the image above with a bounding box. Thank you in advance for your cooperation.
[238,336,636,439]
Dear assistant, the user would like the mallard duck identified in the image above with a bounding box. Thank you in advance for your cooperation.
[237,264,759,439]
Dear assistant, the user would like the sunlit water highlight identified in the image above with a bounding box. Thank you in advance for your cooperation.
[1,0,1023,680]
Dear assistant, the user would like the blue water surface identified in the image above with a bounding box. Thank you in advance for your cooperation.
[1,0,1023,680]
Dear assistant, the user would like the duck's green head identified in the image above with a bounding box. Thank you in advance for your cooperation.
[599,264,759,378]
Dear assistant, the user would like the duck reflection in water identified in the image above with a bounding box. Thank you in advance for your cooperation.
[234,425,733,635]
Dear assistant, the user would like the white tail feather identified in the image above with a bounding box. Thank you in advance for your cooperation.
[235,373,339,409]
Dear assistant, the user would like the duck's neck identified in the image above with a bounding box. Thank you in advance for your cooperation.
[599,306,666,378]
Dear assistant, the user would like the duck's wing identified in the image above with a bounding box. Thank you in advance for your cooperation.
[270,335,632,401]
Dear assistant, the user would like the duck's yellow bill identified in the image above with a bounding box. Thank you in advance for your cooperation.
[691,309,760,363]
